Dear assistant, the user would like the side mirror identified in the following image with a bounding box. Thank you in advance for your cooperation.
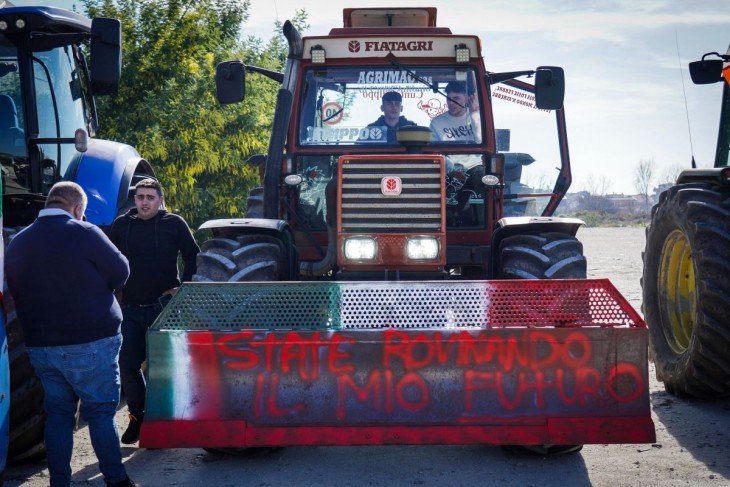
[534,66,565,110]
[216,60,246,104]
[90,17,122,96]
[688,59,724,85]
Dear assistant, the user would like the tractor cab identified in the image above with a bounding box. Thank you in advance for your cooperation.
[216,7,570,278]
[0,6,121,226]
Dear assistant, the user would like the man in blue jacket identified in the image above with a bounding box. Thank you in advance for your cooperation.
[5,182,136,487]
[109,178,199,445]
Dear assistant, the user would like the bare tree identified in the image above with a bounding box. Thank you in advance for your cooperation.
[634,158,655,210]
[522,171,552,192]
[584,174,612,196]
[580,174,614,211]
[660,163,686,185]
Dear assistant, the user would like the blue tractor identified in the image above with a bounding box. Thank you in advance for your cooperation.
[0,5,154,465]
[0,181,9,485]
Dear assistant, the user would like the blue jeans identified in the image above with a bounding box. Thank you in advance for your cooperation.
[27,334,127,487]
[119,303,162,418]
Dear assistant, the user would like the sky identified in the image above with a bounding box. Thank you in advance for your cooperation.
[14,0,730,195]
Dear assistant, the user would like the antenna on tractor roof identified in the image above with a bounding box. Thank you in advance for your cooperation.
[676,31,696,168]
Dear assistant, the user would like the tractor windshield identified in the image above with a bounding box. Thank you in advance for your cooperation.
[298,66,482,146]
[32,44,93,188]
[293,67,569,229]
[0,34,93,196]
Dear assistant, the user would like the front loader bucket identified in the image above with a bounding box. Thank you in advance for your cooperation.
[141,279,655,448]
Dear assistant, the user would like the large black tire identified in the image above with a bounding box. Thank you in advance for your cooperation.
[5,314,46,464]
[642,183,730,398]
[498,232,587,279]
[193,234,283,455]
[498,231,586,455]
[2,230,46,464]
[193,235,282,282]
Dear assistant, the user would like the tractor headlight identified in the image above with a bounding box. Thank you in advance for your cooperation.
[344,237,377,260]
[406,237,440,260]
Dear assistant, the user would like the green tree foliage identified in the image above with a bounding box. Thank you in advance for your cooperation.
[81,0,308,230]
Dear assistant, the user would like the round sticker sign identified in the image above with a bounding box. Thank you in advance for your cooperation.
[321,101,344,125]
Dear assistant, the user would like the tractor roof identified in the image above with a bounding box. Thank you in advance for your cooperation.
[331,7,451,36]
[0,6,91,34]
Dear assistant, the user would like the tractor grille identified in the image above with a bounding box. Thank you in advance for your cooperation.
[340,158,443,233]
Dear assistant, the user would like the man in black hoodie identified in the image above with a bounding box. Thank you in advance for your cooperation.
[109,178,200,445]
[367,91,416,143]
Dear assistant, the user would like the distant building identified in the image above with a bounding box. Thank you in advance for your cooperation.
[606,194,642,213]
[557,192,650,215]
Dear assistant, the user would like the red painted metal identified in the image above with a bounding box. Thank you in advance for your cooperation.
[485,278,644,328]
[141,279,654,449]
[141,417,655,448]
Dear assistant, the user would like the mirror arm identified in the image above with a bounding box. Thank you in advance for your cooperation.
[245,65,284,84]
[487,70,535,84]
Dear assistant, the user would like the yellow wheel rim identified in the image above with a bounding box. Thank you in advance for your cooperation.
[658,229,697,353]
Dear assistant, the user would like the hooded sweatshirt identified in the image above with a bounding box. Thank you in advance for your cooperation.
[109,208,200,305]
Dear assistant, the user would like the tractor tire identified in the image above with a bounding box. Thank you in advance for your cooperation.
[2,229,46,464]
[642,183,730,398]
[193,235,282,282]
[498,232,587,279]
[5,314,46,464]
[498,231,586,455]
[193,234,284,455]
[245,187,264,218]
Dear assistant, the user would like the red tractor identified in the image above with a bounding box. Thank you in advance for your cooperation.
[142,7,655,452]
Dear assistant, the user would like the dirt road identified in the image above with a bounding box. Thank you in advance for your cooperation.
[5,227,730,486]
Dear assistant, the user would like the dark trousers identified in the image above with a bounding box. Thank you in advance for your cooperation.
[119,303,162,418]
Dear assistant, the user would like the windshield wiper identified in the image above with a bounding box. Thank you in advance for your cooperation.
[385,52,469,109]
[385,52,438,92]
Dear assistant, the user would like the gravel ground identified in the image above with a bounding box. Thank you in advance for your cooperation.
[4,226,730,486]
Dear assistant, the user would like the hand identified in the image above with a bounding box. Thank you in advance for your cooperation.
[163,287,179,297]
[467,93,479,112]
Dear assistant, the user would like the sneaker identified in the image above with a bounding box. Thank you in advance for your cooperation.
[106,475,139,487]
[121,414,143,444]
